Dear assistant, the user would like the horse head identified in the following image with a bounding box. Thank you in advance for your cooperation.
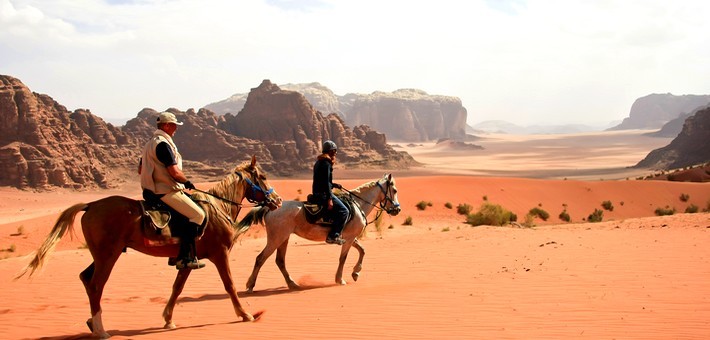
[238,155,282,210]
[378,173,401,216]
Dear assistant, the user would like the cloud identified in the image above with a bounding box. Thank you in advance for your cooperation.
[1,0,709,126]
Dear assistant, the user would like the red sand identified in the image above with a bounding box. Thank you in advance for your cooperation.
[1,131,709,339]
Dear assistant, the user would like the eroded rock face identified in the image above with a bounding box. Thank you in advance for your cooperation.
[203,83,469,142]
[609,93,710,130]
[1,76,418,190]
[0,75,138,189]
[343,89,468,142]
[636,106,710,170]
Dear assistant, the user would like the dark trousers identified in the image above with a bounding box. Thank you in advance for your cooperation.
[327,195,349,236]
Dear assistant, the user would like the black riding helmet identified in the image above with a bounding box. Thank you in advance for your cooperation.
[322,140,337,153]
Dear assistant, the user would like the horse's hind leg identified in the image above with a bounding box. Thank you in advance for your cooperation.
[351,239,365,282]
[274,237,299,290]
[80,253,121,339]
[162,269,192,329]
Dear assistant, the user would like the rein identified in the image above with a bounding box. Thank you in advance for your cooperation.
[340,181,399,226]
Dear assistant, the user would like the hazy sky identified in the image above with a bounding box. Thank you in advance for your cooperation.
[2,0,709,126]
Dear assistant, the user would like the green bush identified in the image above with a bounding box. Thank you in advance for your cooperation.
[466,202,517,226]
[588,209,603,223]
[444,202,453,209]
[679,193,690,202]
[685,204,699,213]
[654,206,675,216]
[403,216,413,225]
[559,210,571,222]
[528,207,550,221]
[601,200,614,211]
[457,203,472,215]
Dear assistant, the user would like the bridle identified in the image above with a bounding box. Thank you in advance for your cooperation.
[342,177,400,225]
[193,169,276,208]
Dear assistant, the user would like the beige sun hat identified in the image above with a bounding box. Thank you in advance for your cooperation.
[156,112,184,125]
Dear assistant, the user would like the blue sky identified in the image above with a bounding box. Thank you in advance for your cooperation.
[1,0,709,126]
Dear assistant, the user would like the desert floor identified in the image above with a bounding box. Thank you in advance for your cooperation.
[1,130,709,339]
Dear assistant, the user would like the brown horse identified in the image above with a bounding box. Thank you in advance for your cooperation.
[15,156,282,339]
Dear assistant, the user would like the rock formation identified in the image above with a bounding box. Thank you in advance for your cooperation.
[635,106,710,170]
[0,75,139,189]
[609,93,710,131]
[1,76,417,190]
[203,83,469,142]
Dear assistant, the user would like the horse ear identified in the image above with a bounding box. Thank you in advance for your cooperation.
[387,173,392,181]
[250,155,257,168]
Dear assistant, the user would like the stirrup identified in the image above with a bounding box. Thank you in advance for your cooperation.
[326,236,345,245]
[176,258,205,270]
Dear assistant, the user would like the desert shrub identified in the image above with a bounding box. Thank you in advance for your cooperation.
[685,204,699,214]
[558,210,571,222]
[9,244,16,253]
[482,195,488,201]
[415,201,432,210]
[528,207,549,221]
[16,225,25,235]
[466,202,517,226]
[679,193,690,202]
[588,209,604,223]
[444,202,453,209]
[441,227,450,232]
[654,206,675,216]
[388,224,394,229]
[457,203,472,215]
[403,216,413,225]
[601,200,614,211]
[522,213,536,228]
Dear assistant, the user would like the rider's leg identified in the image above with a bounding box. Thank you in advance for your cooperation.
[326,196,348,245]
[161,191,206,269]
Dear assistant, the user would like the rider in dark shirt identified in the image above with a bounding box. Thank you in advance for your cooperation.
[312,140,348,245]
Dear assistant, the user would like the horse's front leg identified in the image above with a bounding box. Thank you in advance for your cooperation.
[351,239,365,281]
[275,237,300,290]
[162,268,192,329]
[335,243,352,285]
[213,253,256,321]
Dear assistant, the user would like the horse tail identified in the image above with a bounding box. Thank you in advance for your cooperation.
[235,206,270,234]
[15,203,88,280]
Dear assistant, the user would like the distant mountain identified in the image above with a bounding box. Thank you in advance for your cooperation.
[608,93,710,131]
[205,83,467,142]
[470,120,613,135]
[635,106,710,170]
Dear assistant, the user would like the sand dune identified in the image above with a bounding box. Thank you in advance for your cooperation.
[1,130,709,339]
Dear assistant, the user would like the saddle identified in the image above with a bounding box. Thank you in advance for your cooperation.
[303,193,354,226]
[139,197,205,246]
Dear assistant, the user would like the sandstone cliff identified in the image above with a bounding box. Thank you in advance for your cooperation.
[1,76,417,190]
[203,83,468,142]
[635,106,710,170]
[0,75,139,189]
[609,93,710,131]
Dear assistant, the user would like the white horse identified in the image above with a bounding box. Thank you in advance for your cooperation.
[237,173,401,292]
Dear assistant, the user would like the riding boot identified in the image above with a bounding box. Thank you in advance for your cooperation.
[175,223,205,270]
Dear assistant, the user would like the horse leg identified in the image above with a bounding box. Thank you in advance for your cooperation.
[274,237,299,290]
[351,239,365,282]
[79,253,121,339]
[246,241,279,293]
[213,253,254,321]
[335,244,352,285]
[162,269,192,329]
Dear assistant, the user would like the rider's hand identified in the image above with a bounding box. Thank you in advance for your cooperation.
[327,198,334,210]
[183,181,196,190]
[332,183,342,189]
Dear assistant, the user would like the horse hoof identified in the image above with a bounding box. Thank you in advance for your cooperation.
[85,318,93,332]
[95,331,111,339]
[338,279,347,285]
[352,272,360,281]
[164,322,176,329]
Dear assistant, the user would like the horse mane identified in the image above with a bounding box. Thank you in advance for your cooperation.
[207,160,262,202]
[349,179,378,195]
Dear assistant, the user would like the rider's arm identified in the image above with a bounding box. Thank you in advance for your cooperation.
[156,142,189,184]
